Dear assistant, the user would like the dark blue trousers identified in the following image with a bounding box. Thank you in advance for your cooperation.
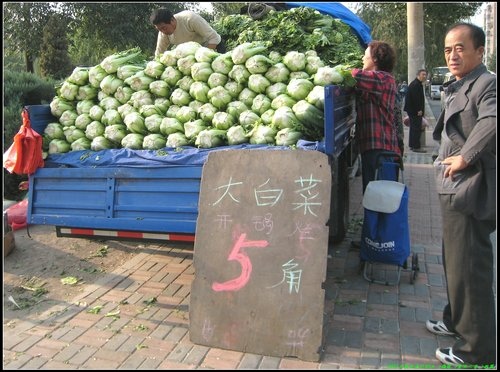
[408,115,423,149]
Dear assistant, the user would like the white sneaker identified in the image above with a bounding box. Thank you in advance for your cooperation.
[426,320,456,336]
[435,347,468,367]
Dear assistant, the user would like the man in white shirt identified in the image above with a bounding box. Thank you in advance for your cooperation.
[150,8,224,57]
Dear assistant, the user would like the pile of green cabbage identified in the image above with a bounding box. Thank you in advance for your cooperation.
[213,6,364,68]
[44,41,356,154]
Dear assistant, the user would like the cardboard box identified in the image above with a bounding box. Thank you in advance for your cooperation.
[3,231,15,257]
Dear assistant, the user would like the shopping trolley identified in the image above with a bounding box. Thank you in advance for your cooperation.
[360,151,419,285]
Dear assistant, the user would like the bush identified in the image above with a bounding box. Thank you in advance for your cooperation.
[3,51,25,73]
[3,70,57,200]
[3,70,57,148]
[3,168,28,201]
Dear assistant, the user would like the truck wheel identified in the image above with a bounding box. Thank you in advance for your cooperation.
[329,154,349,244]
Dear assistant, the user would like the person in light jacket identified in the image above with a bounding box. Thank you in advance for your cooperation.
[427,22,496,368]
[150,8,224,57]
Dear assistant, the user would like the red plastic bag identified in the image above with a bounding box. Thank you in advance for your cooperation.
[3,128,24,174]
[5,199,28,231]
[403,116,410,127]
[3,108,44,175]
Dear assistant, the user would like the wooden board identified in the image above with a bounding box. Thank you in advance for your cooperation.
[189,149,331,362]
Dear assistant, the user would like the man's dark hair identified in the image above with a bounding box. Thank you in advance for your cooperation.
[368,40,396,73]
[150,8,174,25]
[446,22,485,49]
[417,69,427,76]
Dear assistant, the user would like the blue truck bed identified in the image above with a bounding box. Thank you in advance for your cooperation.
[27,85,355,240]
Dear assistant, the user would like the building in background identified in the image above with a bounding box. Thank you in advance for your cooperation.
[484,2,496,69]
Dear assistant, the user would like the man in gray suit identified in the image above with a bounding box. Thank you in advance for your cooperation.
[428,23,496,367]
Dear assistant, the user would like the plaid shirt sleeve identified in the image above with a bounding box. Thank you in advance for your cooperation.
[352,69,400,155]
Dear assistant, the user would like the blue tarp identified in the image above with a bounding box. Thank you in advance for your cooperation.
[285,2,372,47]
[43,141,325,169]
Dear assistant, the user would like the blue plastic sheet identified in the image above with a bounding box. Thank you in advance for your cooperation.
[285,2,372,47]
[43,141,324,169]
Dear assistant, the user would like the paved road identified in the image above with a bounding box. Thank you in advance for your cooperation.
[427,97,443,121]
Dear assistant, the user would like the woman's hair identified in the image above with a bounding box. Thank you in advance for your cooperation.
[150,8,174,25]
[368,40,396,73]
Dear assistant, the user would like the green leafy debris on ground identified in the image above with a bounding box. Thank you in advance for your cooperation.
[60,276,82,285]
[105,309,120,319]
[88,245,109,258]
[19,277,48,297]
[134,324,149,331]
[142,297,157,305]
[87,305,103,314]
[348,217,363,233]
[7,295,43,310]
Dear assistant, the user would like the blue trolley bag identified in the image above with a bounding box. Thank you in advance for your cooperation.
[360,154,410,267]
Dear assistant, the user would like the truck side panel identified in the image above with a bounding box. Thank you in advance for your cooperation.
[324,86,356,157]
[28,166,202,234]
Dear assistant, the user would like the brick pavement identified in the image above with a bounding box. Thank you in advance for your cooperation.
[3,118,472,370]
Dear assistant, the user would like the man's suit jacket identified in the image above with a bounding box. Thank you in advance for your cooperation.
[434,64,496,221]
[403,78,425,116]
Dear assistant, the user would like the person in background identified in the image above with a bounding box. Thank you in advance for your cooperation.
[150,8,225,57]
[398,80,408,102]
[349,40,401,249]
[394,87,405,156]
[404,69,427,152]
[351,40,401,193]
[427,22,496,368]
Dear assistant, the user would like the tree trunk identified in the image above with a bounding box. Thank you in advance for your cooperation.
[407,3,426,82]
[25,51,34,73]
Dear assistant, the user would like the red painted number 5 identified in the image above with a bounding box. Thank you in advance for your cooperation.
[212,233,269,292]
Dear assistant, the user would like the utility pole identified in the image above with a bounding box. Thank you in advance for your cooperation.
[407,3,426,83]
[407,3,427,147]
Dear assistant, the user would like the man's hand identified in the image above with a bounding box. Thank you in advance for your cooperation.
[442,155,468,179]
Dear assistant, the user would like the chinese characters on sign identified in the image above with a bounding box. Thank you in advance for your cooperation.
[190,150,332,362]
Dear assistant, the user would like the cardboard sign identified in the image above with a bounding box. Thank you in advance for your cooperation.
[189,149,331,362]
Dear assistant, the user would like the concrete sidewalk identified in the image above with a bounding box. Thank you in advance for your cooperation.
[3,128,461,370]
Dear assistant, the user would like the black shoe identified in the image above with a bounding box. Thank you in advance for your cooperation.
[413,148,426,153]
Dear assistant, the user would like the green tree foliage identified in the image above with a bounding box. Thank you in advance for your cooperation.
[3,2,55,72]
[211,3,245,19]
[39,14,73,80]
[356,3,483,80]
[60,2,202,63]
[486,50,496,73]
[3,52,25,73]
[61,3,159,61]
[3,2,218,73]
